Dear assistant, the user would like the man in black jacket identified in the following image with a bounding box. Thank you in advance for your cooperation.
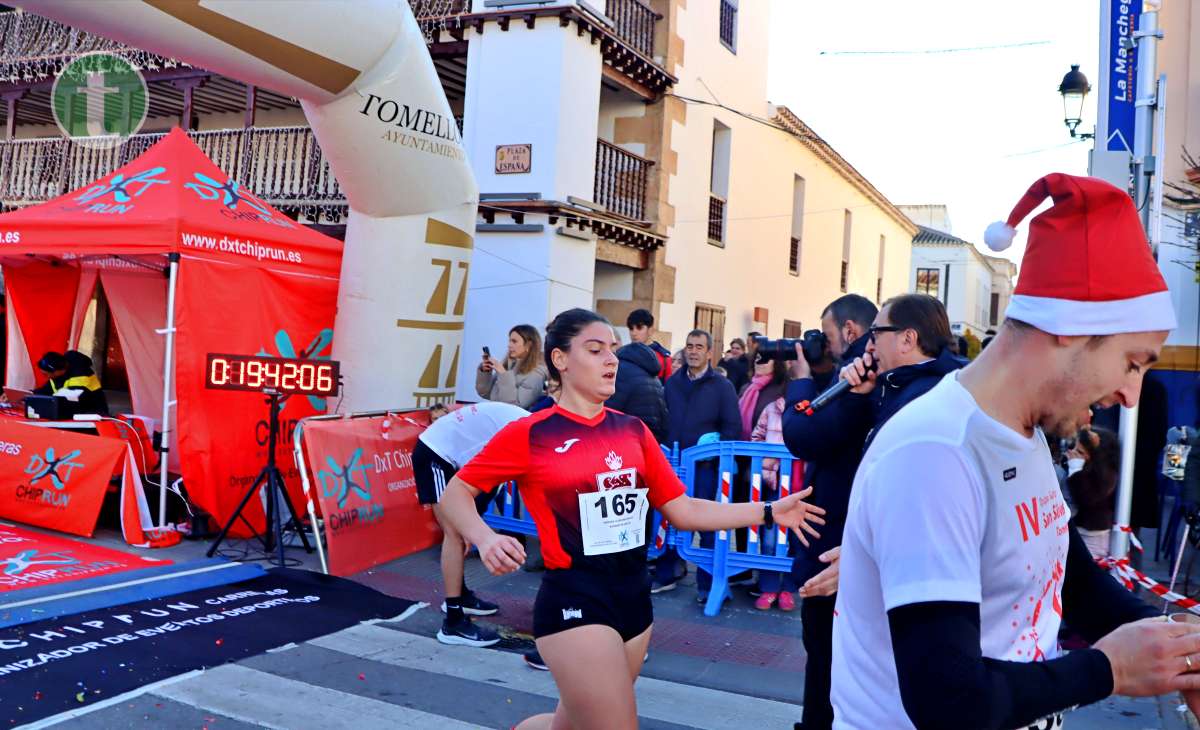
[780,293,876,730]
[836,295,969,453]
[607,342,669,443]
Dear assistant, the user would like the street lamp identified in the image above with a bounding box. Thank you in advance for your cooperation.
[1058,64,1094,140]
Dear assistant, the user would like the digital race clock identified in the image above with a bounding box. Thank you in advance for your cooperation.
[204,353,340,397]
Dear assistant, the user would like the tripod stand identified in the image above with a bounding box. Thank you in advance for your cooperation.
[207,389,313,567]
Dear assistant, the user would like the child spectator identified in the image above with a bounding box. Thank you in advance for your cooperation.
[1066,426,1120,560]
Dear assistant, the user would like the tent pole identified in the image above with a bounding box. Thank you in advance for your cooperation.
[157,253,180,528]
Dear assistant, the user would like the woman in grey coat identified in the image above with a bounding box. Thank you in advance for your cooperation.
[476,324,548,409]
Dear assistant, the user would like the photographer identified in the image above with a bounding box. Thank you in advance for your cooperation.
[776,293,876,730]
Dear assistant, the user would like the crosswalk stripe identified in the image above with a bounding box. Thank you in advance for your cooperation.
[152,663,484,730]
[309,623,799,729]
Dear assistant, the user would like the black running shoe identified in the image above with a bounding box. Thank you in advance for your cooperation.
[436,617,501,648]
[441,593,500,617]
[524,649,549,671]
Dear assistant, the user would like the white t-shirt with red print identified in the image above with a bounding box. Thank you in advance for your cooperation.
[831,372,1070,730]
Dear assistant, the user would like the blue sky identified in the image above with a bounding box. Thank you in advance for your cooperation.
[767,0,1101,263]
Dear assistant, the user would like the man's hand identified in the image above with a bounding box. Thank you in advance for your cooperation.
[840,352,877,395]
[799,546,840,598]
[1094,617,1200,698]
[789,343,812,380]
[770,487,826,548]
[478,533,525,575]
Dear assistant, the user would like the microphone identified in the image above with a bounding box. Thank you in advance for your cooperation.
[795,357,878,416]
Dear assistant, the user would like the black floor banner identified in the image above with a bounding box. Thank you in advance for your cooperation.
[0,568,414,727]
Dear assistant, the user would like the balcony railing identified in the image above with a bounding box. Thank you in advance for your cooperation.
[605,0,658,59]
[594,139,652,222]
[708,193,726,244]
[0,126,346,220]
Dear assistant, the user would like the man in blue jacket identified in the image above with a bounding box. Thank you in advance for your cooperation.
[653,329,741,597]
[783,293,965,730]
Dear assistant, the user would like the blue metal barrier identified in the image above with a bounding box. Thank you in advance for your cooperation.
[481,481,538,536]
[476,441,800,616]
[674,441,802,616]
[646,443,683,560]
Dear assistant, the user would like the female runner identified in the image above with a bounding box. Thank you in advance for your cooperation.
[440,308,825,730]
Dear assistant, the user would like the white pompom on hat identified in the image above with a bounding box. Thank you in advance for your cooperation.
[987,172,1176,336]
[983,221,1016,252]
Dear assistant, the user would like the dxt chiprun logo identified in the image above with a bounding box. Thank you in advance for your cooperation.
[317,448,383,532]
[261,329,335,412]
[252,328,335,449]
[17,447,85,508]
[0,549,78,577]
[185,172,296,229]
[70,165,169,216]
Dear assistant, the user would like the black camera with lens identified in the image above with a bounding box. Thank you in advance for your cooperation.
[753,330,828,364]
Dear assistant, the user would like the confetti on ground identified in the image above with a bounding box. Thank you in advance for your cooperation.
[75,693,84,703]
[358,673,366,681]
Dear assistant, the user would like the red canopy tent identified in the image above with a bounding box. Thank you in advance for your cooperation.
[0,127,343,538]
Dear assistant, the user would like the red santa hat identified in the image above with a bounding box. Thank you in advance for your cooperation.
[983,172,1176,336]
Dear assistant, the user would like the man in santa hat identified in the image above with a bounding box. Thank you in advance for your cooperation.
[829,173,1197,729]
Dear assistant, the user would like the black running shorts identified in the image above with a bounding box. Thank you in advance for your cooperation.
[533,567,653,642]
[413,439,495,514]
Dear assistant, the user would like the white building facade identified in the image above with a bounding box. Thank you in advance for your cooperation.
[455,0,915,386]
[900,206,1015,339]
[0,2,918,402]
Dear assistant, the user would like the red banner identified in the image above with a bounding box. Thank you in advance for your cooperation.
[0,523,166,592]
[175,258,339,537]
[301,412,441,576]
[0,421,126,538]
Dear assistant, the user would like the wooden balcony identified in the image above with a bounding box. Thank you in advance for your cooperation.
[0,126,346,221]
[605,0,658,59]
[448,1,673,99]
[412,0,661,60]
[594,139,652,222]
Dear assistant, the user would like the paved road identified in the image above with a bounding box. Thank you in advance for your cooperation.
[31,537,1200,729]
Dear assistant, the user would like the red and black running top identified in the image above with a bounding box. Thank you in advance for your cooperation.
[456,404,686,574]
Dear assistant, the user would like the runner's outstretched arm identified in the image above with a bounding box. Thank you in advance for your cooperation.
[659,488,825,546]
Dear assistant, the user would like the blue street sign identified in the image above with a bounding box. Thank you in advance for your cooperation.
[1106,0,1140,152]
